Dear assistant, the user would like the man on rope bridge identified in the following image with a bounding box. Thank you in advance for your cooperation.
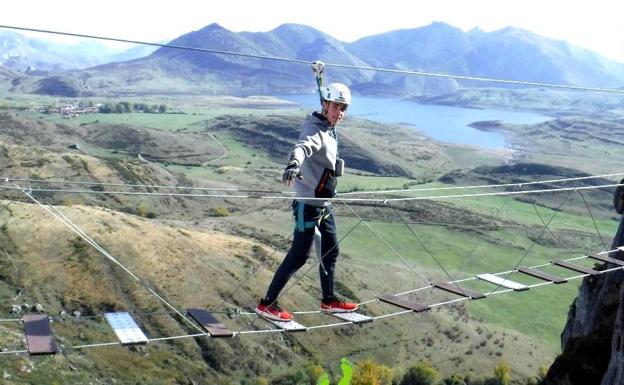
[256,66,358,322]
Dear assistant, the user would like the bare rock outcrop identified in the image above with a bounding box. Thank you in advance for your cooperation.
[544,220,624,385]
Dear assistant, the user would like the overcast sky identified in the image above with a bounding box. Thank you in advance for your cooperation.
[1,0,623,63]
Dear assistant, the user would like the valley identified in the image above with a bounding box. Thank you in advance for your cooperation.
[0,88,621,384]
[1,16,624,385]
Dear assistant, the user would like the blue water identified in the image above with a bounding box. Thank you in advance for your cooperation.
[278,94,550,150]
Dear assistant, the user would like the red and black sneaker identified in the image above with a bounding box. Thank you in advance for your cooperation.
[255,299,293,322]
[320,296,359,313]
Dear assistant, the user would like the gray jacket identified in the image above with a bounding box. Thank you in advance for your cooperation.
[288,112,338,207]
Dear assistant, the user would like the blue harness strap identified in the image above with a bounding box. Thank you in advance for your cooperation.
[295,202,327,232]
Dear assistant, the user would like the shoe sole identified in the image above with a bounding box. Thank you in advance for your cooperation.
[255,309,292,322]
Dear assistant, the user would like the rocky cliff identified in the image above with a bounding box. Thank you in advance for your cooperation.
[544,220,624,385]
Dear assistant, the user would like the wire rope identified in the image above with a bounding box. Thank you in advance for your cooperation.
[2,247,623,356]
[14,184,205,334]
[1,181,623,203]
[1,24,624,95]
[4,171,622,197]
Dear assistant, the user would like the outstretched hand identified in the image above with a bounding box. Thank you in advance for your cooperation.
[282,163,302,186]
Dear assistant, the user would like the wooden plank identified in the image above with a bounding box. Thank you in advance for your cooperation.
[553,260,600,275]
[104,312,149,345]
[23,314,58,355]
[433,282,486,299]
[476,273,529,291]
[588,253,624,267]
[378,295,431,312]
[187,308,234,338]
[518,267,567,284]
[327,311,372,324]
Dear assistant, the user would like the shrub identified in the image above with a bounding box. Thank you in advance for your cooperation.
[351,358,393,385]
[63,196,84,207]
[212,207,230,217]
[305,364,325,385]
[443,374,466,385]
[483,361,511,385]
[270,370,307,385]
[137,202,149,217]
[399,361,438,385]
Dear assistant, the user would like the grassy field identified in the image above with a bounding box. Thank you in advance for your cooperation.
[337,174,417,192]
[19,108,283,132]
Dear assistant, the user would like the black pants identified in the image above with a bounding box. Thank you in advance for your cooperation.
[264,201,339,303]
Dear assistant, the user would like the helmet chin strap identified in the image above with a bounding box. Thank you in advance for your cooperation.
[321,101,337,129]
[321,100,329,116]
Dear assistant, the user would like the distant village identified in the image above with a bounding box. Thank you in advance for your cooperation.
[27,101,168,118]
[27,101,100,118]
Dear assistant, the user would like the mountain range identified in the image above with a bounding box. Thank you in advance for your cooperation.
[0,30,160,72]
[3,22,624,97]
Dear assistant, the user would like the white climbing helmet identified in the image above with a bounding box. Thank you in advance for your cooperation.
[321,83,351,106]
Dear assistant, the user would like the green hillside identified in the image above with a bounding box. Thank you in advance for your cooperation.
[0,95,620,384]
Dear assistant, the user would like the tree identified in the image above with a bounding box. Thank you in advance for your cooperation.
[494,361,511,385]
[351,358,393,385]
[305,364,325,385]
[485,362,511,385]
[399,361,439,385]
[119,101,133,112]
[158,104,168,113]
[99,103,114,113]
